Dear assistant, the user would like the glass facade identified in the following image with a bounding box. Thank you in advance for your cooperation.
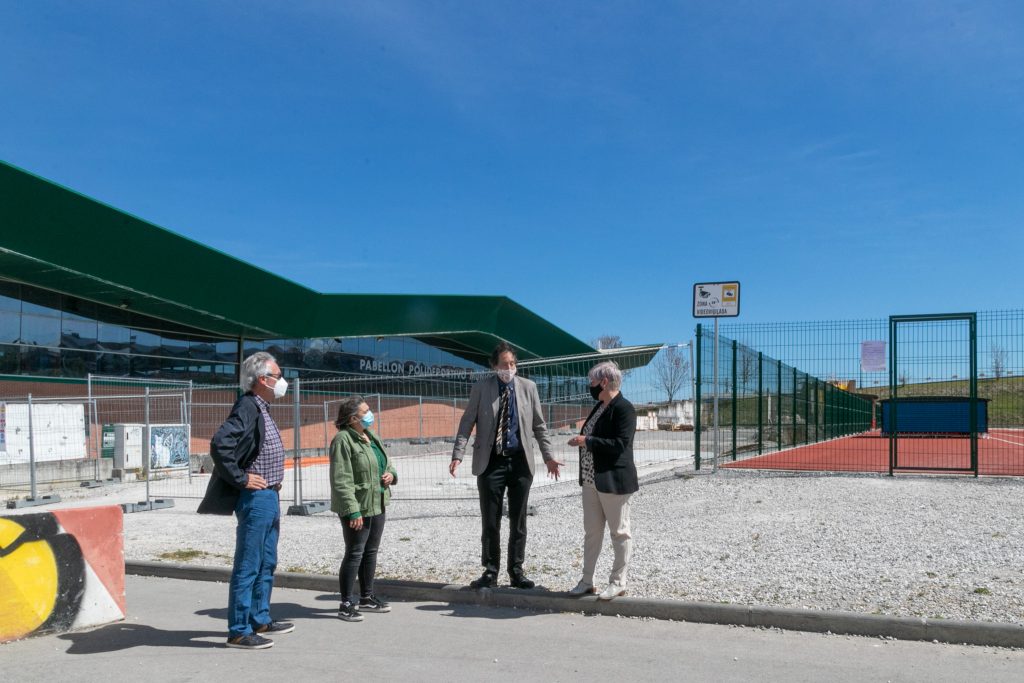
[0,279,483,384]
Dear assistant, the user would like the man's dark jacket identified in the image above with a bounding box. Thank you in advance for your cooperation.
[197,393,266,515]
[579,393,639,495]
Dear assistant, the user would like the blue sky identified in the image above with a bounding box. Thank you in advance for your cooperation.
[2,1,1023,348]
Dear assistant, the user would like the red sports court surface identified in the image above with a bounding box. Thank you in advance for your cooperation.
[722,429,1024,476]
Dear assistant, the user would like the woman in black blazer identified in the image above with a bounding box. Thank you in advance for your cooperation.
[566,360,638,600]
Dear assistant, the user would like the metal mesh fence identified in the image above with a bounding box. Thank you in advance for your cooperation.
[6,310,1019,507]
[700,310,1024,475]
[694,325,872,471]
[4,345,699,505]
[294,345,694,503]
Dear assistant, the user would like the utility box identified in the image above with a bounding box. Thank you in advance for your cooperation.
[112,424,145,470]
[101,424,116,459]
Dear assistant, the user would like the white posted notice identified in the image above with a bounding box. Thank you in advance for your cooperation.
[860,340,886,372]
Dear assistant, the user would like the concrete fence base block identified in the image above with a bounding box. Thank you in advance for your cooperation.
[123,561,1024,649]
[2,505,125,643]
[287,501,330,516]
[6,494,62,509]
[120,499,175,514]
[80,478,122,489]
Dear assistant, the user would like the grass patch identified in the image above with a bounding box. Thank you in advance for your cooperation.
[158,549,208,562]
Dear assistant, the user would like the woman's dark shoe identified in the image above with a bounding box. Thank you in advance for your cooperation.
[337,601,365,622]
[358,595,391,613]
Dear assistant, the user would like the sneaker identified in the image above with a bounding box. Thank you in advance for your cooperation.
[470,572,497,589]
[597,582,626,601]
[509,572,535,589]
[226,633,274,650]
[568,580,596,596]
[337,601,364,622]
[255,620,295,635]
[358,596,391,613]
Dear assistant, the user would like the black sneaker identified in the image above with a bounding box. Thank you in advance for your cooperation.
[358,596,391,613]
[337,601,364,622]
[509,572,535,589]
[470,572,497,589]
[226,633,274,650]
[255,620,295,635]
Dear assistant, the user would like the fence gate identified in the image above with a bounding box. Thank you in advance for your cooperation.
[888,313,978,475]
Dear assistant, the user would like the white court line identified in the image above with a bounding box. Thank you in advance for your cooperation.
[986,435,1024,447]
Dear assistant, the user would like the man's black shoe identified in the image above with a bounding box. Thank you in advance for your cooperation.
[470,572,497,589]
[226,633,274,650]
[509,573,535,589]
[255,620,294,635]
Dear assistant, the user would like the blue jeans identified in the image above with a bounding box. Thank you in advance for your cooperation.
[227,489,280,637]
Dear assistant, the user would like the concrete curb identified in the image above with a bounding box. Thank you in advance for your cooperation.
[127,561,1024,649]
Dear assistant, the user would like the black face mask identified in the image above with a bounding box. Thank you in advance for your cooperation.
[589,384,602,401]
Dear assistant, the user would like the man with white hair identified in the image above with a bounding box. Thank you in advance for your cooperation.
[198,352,294,649]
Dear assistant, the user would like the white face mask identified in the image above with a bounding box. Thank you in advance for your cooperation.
[495,367,516,383]
[272,377,289,399]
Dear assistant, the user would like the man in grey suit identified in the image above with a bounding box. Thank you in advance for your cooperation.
[450,342,561,588]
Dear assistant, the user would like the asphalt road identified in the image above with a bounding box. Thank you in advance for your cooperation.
[4,576,1023,682]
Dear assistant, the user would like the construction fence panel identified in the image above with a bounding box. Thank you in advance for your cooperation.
[296,345,694,502]
[0,393,94,496]
[89,377,197,505]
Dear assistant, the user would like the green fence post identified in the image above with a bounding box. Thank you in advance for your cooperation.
[776,360,782,451]
[731,340,737,461]
[970,313,978,476]
[791,367,797,447]
[694,324,702,471]
[813,377,819,442]
[822,382,827,440]
[798,370,806,446]
[757,351,763,455]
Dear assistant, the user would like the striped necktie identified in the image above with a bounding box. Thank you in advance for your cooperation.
[495,384,509,454]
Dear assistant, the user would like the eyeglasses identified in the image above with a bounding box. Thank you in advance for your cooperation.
[263,372,282,380]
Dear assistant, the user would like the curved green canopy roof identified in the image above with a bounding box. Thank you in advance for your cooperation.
[0,160,594,364]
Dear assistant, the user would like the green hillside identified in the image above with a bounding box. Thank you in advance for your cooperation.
[856,376,1024,427]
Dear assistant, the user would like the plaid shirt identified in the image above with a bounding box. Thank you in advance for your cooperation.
[246,394,285,488]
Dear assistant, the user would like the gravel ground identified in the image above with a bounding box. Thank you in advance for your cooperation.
[109,469,1024,625]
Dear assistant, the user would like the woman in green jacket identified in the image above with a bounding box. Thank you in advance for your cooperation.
[330,395,397,622]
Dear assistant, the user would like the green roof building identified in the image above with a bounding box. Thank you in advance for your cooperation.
[0,160,606,385]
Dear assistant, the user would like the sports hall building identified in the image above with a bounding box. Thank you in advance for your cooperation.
[0,160,607,389]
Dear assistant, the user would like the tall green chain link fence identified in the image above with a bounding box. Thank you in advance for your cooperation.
[694,310,1024,475]
[694,324,872,470]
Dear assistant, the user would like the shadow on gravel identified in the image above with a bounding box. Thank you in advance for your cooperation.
[414,603,540,620]
[195,602,338,622]
[58,624,224,653]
